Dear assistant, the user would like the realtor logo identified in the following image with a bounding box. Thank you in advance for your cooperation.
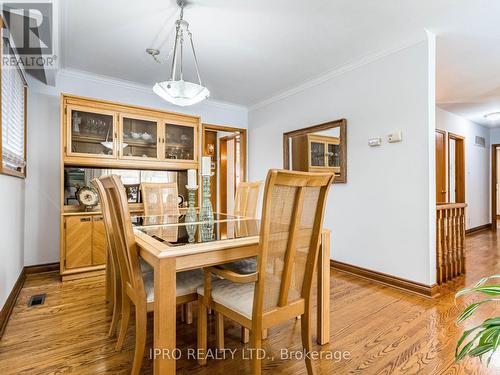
[1,1,57,70]
[2,2,53,54]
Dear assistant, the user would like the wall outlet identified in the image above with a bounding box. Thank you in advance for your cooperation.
[388,130,403,143]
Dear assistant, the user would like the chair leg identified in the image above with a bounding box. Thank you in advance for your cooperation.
[116,293,131,351]
[241,327,250,344]
[250,330,262,375]
[131,303,147,375]
[186,303,193,325]
[180,304,186,323]
[108,274,121,337]
[262,329,268,340]
[215,312,224,350]
[301,311,315,375]
[197,297,208,366]
[106,259,113,314]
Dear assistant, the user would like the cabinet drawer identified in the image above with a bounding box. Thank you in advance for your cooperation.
[64,216,92,269]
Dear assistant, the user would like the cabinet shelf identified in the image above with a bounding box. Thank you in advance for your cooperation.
[123,138,157,149]
[72,134,109,144]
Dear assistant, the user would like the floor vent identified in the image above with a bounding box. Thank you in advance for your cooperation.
[28,294,46,307]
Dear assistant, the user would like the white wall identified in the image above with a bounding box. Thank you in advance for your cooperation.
[248,38,436,285]
[435,107,490,229]
[24,69,247,265]
[490,128,500,145]
[0,175,25,309]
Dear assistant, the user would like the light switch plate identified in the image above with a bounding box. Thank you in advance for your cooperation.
[368,137,382,147]
[388,131,402,143]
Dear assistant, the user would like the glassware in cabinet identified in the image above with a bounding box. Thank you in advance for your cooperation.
[164,123,195,161]
[66,107,117,158]
[120,115,160,159]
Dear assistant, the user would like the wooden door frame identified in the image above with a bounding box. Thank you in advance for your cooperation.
[435,129,447,203]
[219,135,238,214]
[447,132,465,203]
[202,124,247,214]
[492,144,500,230]
[202,124,247,182]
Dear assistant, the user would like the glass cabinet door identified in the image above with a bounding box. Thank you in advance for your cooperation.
[67,107,116,157]
[164,124,195,161]
[327,143,341,168]
[310,141,325,167]
[120,115,159,159]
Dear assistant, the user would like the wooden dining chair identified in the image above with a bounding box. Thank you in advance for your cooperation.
[222,180,262,341]
[233,181,263,218]
[140,182,179,216]
[93,175,204,375]
[94,180,162,339]
[197,169,334,375]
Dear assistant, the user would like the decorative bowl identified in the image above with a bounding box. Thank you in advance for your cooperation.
[141,132,152,141]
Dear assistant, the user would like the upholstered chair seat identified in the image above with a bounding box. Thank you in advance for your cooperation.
[218,258,256,275]
[144,269,204,303]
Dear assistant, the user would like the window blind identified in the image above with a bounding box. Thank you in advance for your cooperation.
[2,37,26,172]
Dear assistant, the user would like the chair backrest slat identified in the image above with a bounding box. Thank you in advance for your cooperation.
[141,182,179,216]
[253,170,334,318]
[94,175,145,298]
[233,181,262,218]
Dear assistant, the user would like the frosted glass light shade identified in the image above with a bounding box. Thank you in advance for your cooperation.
[153,80,210,106]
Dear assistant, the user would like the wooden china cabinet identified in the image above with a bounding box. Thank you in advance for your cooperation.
[60,94,200,280]
[291,134,341,174]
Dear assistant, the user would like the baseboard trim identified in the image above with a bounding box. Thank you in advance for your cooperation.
[0,262,60,340]
[24,262,59,275]
[330,260,440,298]
[465,223,492,235]
[0,268,25,340]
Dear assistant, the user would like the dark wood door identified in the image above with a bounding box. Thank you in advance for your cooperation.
[436,130,447,203]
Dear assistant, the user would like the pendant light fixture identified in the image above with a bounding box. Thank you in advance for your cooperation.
[152,0,209,106]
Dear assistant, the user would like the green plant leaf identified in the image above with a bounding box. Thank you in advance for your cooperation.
[456,287,472,298]
[456,327,480,357]
[468,343,494,357]
[477,286,500,295]
[456,341,475,361]
[487,332,500,366]
[457,301,490,324]
[483,317,500,327]
[478,327,499,346]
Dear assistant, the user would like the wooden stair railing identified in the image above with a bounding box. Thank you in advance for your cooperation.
[436,203,467,285]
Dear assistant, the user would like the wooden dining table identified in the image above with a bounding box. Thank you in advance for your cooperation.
[133,213,331,375]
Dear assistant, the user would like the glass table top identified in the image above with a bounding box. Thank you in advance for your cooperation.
[135,217,260,246]
[131,213,239,227]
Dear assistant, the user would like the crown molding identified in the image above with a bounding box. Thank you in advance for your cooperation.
[56,67,248,112]
[249,36,428,112]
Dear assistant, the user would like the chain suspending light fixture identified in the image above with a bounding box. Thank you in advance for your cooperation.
[152,0,209,106]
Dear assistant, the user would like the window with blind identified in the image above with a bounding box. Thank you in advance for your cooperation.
[1,35,27,177]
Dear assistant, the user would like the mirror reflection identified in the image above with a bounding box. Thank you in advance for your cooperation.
[283,119,346,183]
[64,167,187,206]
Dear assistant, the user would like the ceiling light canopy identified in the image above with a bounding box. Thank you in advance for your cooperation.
[484,112,500,121]
[152,0,209,107]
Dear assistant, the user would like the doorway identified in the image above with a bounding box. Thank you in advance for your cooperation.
[202,124,247,214]
[447,133,465,203]
[491,144,500,230]
[435,129,447,203]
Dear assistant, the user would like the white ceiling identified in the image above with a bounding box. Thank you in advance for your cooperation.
[61,0,500,121]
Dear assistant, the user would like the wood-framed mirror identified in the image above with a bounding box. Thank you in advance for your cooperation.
[283,119,347,183]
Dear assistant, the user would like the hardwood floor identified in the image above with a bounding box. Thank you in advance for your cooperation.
[0,228,499,374]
